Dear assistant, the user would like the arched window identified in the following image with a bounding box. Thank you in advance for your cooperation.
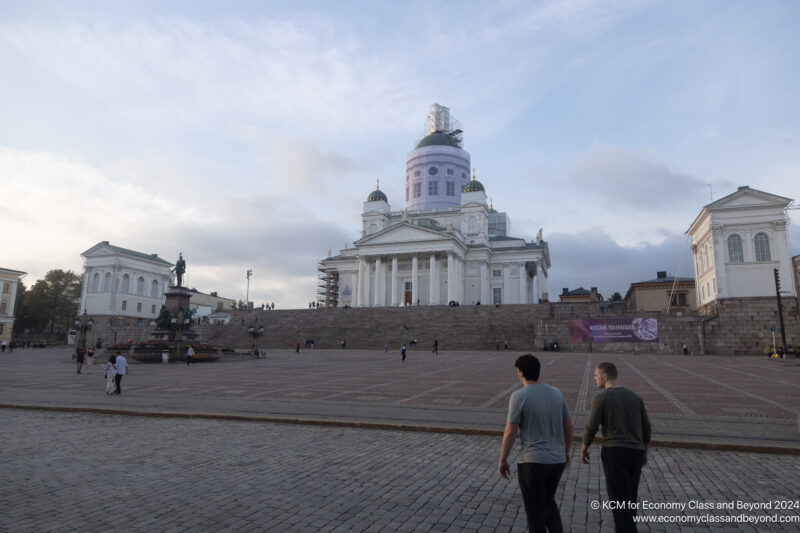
[136,276,145,295]
[121,274,130,293]
[368,223,377,235]
[727,234,743,263]
[468,216,477,234]
[91,273,100,292]
[151,280,159,298]
[103,273,111,292]
[754,233,771,262]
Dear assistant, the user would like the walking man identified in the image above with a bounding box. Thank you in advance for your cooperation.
[581,362,651,533]
[401,343,407,362]
[499,354,573,532]
[113,351,128,394]
[186,344,195,366]
[432,339,439,355]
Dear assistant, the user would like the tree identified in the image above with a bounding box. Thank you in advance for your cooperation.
[235,299,247,311]
[210,291,218,297]
[611,292,623,302]
[12,281,26,333]
[22,269,81,334]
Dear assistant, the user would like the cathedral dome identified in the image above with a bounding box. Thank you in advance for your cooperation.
[416,132,461,149]
[367,183,387,202]
[463,169,485,192]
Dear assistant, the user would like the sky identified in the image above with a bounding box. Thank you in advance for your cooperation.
[2,0,799,307]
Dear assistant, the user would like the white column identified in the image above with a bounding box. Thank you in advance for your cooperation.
[363,260,371,307]
[391,256,399,306]
[540,267,548,302]
[429,254,437,305]
[374,257,383,307]
[357,258,365,307]
[536,262,543,303]
[457,257,463,303]
[411,255,419,305]
[80,269,90,313]
[503,265,510,304]
[447,253,454,303]
[480,262,488,305]
[519,264,527,304]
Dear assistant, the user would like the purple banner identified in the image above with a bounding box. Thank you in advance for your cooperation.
[569,318,658,343]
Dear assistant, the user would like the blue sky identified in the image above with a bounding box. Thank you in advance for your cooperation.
[2,0,798,306]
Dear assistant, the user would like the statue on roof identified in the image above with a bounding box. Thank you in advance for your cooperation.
[536,228,543,245]
[172,253,186,287]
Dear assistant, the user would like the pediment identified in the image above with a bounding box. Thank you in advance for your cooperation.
[707,187,792,210]
[82,242,114,257]
[357,222,453,246]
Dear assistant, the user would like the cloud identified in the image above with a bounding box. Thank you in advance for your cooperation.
[547,228,693,298]
[569,145,706,209]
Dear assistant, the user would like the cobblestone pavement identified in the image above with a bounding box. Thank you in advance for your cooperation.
[1,348,798,450]
[2,409,798,533]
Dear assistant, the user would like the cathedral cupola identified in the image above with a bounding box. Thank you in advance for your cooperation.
[367,179,388,202]
[463,168,485,192]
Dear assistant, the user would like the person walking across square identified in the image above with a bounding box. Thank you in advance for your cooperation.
[86,346,95,373]
[401,344,407,362]
[113,352,128,394]
[104,354,117,395]
[186,344,195,366]
[581,362,651,533]
[498,354,573,532]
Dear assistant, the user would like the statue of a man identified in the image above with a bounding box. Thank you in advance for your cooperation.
[173,253,186,287]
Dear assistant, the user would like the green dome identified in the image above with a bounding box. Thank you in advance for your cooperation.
[463,179,485,192]
[367,188,387,202]
[416,132,460,149]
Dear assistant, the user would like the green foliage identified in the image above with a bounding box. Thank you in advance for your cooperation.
[235,299,247,311]
[22,269,81,333]
[611,292,623,302]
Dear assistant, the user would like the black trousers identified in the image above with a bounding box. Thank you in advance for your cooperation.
[517,462,565,533]
[601,447,645,533]
[114,373,123,394]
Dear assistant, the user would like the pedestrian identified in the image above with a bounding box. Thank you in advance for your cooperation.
[1,340,6,353]
[8,339,14,352]
[310,339,314,350]
[86,346,95,373]
[401,344,407,362]
[75,346,86,374]
[496,338,501,351]
[682,343,688,356]
[581,362,651,533]
[432,339,439,355]
[186,344,195,366]
[96,337,103,349]
[410,338,417,347]
[384,343,389,353]
[295,342,300,354]
[498,354,573,533]
[113,351,128,394]
[104,354,117,395]
[341,338,346,349]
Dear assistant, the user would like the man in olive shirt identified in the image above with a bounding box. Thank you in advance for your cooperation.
[581,362,651,533]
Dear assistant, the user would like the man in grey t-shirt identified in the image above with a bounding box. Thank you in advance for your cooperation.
[499,354,573,533]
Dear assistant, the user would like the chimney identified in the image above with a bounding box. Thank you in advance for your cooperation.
[657,271,667,279]
[590,287,598,302]
[562,288,568,295]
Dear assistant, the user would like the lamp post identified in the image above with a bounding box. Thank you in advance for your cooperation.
[246,269,253,308]
[248,318,264,358]
[74,311,93,348]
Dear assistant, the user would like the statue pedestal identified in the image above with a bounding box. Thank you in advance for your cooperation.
[164,286,194,316]
[163,286,195,354]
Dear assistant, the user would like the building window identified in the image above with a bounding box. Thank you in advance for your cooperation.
[492,269,502,278]
[91,273,100,292]
[151,280,159,298]
[0,324,3,335]
[406,187,409,201]
[414,170,421,177]
[446,181,455,196]
[368,223,377,234]
[2,282,9,294]
[121,300,127,311]
[462,172,467,180]
[152,304,157,314]
[413,182,422,198]
[121,274,130,293]
[406,174,409,182]
[103,273,111,292]
[428,181,438,196]
[727,234,743,263]
[670,293,687,306]
[136,277,145,295]
[0,302,6,315]
[468,216,477,234]
[136,302,142,312]
[754,232,771,262]
[447,168,454,175]
[493,287,502,305]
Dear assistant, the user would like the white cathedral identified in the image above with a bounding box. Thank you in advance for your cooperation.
[319,104,551,308]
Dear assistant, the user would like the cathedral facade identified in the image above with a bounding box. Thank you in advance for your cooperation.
[319,104,551,308]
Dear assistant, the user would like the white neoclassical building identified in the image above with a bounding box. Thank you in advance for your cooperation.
[0,267,26,343]
[319,104,551,307]
[79,241,174,318]
[687,186,796,311]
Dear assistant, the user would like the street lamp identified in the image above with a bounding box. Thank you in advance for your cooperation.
[246,269,253,307]
[74,311,94,348]
[248,318,265,358]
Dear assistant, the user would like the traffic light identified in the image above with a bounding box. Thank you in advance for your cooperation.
[774,268,781,291]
